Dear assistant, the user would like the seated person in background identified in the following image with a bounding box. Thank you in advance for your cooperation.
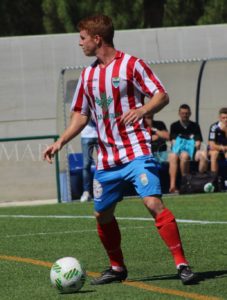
[144,114,170,163]
[80,119,98,202]
[208,107,227,174]
[168,104,207,193]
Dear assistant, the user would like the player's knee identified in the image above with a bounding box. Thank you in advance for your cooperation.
[143,196,164,217]
[180,152,190,161]
[94,210,115,224]
[195,150,205,161]
[209,150,219,159]
[168,152,178,162]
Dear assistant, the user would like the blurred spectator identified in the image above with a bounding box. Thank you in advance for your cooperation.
[208,107,227,174]
[80,119,98,202]
[144,114,169,163]
[168,104,207,193]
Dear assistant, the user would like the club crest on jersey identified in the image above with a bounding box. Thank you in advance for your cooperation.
[112,77,120,88]
[140,173,149,186]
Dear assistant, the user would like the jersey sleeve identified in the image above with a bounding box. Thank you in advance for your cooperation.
[208,123,216,141]
[70,70,89,115]
[157,121,167,131]
[133,59,166,98]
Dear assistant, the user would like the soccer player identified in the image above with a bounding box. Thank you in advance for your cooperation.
[208,107,227,174]
[43,15,196,285]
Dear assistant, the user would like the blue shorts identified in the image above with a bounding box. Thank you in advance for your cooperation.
[93,155,162,212]
[172,136,195,160]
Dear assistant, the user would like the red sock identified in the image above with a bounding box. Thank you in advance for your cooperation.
[155,208,188,267]
[97,217,124,267]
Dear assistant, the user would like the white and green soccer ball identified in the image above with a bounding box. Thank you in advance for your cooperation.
[50,257,86,293]
[204,182,215,193]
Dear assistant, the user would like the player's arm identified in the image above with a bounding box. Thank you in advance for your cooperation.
[152,127,170,141]
[43,112,88,164]
[142,92,169,116]
[121,92,169,125]
[208,140,227,152]
[207,125,227,152]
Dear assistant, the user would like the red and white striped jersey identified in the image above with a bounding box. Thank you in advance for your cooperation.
[71,51,166,170]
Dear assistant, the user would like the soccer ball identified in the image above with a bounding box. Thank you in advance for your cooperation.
[50,257,86,293]
[204,182,215,193]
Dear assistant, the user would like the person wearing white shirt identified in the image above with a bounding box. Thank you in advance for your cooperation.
[80,119,98,202]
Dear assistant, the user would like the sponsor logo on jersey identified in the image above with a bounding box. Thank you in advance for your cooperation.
[112,77,120,88]
[97,112,121,120]
[209,132,215,139]
[95,93,113,112]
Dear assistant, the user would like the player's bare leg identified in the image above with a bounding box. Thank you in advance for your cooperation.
[179,152,190,176]
[209,150,219,173]
[168,153,179,193]
[195,150,208,173]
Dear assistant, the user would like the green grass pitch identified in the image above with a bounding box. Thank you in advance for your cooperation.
[0,193,226,299]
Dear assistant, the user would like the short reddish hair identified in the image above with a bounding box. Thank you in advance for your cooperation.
[77,15,114,46]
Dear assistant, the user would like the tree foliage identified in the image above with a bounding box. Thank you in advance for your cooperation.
[163,0,206,26]
[0,0,44,36]
[42,0,97,33]
[197,0,227,25]
[41,0,167,32]
[0,0,227,36]
[42,0,145,33]
[143,0,165,28]
[93,0,144,29]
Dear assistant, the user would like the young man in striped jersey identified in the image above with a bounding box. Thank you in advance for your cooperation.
[44,15,196,285]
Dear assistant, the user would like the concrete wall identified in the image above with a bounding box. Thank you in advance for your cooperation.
[0,24,227,201]
[1,24,227,138]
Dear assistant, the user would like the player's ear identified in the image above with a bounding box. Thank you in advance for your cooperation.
[94,35,102,46]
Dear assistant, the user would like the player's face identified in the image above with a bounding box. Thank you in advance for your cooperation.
[79,30,98,56]
[219,113,227,127]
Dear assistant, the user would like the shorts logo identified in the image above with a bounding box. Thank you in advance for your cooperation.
[112,77,120,88]
[140,173,149,186]
[93,179,103,199]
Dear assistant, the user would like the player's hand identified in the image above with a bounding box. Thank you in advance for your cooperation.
[120,107,146,126]
[43,140,62,164]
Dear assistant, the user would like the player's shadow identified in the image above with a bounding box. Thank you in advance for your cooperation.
[196,269,227,281]
[129,269,227,285]
[61,290,95,296]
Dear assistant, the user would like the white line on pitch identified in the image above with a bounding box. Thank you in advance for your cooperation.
[1,226,145,239]
[0,214,227,224]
